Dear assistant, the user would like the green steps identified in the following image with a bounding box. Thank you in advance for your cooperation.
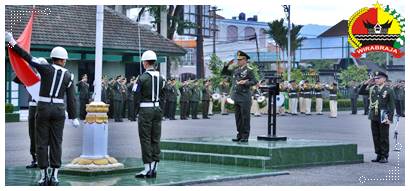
[160,137,364,169]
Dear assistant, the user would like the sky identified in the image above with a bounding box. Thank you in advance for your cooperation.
[215,0,405,26]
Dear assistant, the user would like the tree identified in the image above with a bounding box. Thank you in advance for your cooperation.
[290,23,307,63]
[265,19,306,72]
[136,6,194,78]
[265,19,287,62]
[339,65,369,87]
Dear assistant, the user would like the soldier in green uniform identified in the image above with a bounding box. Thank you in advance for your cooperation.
[314,80,324,115]
[202,79,212,119]
[134,50,165,178]
[179,81,190,120]
[168,78,179,120]
[221,51,257,142]
[359,71,395,163]
[113,75,124,122]
[107,78,115,119]
[190,80,201,119]
[76,74,90,120]
[127,77,136,121]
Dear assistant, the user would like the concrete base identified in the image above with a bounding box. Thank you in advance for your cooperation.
[64,156,125,175]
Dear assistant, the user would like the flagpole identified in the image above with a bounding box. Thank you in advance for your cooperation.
[65,5,123,171]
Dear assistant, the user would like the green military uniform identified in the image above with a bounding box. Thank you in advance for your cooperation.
[221,51,257,142]
[202,82,212,119]
[107,80,115,118]
[127,82,136,121]
[134,68,165,166]
[163,82,171,119]
[76,79,90,120]
[179,83,191,120]
[113,79,123,122]
[190,82,201,119]
[168,81,179,120]
[359,71,395,163]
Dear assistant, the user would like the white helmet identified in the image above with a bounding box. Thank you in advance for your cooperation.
[141,50,157,61]
[50,46,68,60]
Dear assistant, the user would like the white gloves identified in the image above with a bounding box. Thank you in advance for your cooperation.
[71,118,80,128]
[5,32,16,46]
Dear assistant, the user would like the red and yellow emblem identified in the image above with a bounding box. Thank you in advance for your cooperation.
[348,2,405,58]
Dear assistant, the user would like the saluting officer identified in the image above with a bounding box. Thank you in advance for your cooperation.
[202,79,212,119]
[134,50,165,178]
[127,77,136,121]
[221,51,257,142]
[168,78,179,120]
[6,32,79,186]
[113,76,124,122]
[179,81,190,120]
[359,71,395,163]
[76,74,90,120]
[190,80,200,119]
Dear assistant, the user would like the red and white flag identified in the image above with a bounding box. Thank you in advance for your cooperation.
[7,8,40,101]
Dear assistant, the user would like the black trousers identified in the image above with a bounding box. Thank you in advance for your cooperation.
[371,120,390,158]
[122,99,127,118]
[168,101,177,119]
[190,101,199,118]
[114,100,123,121]
[128,99,135,120]
[79,98,89,120]
[108,98,114,118]
[234,101,251,140]
[35,103,66,169]
[164,100,170,118]
[202,100,209,118]
[180,101,189,119]
[28,106,37,161]
[351,98,357,114]
[363,96,369,115]
[395,100,405,116]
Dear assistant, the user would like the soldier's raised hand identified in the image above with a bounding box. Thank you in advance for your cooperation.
[5,32,16,46]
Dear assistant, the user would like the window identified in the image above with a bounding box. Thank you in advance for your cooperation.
[227,25,238,42]
[259,29,266,47]
[244,27,255,40]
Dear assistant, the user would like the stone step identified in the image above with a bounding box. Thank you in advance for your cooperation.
[161,150,272,168]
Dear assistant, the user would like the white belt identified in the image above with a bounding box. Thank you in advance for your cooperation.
[140,102,160,107]
[329,94,337,96]
[289,93,296,95]
[38,96,64,103]
[29,101,37,106]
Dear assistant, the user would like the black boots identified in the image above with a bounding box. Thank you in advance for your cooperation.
[371,155,388,163]
[26,160,38,169]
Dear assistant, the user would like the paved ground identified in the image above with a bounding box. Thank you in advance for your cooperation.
[5,110,405,186]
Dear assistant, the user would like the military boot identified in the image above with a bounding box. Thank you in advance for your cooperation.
[49,168,59,186]
[135,163,152,178]
[37,168,49,186]
[149,161,158,178]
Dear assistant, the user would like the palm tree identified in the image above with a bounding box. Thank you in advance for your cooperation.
[265,19,287,62]
[290,23,307,64]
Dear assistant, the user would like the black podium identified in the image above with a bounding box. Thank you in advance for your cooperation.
[257,71,287,141]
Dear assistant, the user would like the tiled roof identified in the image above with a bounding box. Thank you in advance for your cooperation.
[318,20,348,37]
[5,5,187,55]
